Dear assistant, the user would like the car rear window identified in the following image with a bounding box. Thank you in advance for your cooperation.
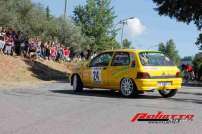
[139,52,175,66]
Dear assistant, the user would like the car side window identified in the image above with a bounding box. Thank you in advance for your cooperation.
[111,52,130,66]
[89,52,113,67]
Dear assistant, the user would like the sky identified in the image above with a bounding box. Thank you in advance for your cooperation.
[32,0,201,57]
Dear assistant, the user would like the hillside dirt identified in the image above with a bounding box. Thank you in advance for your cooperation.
[0,55,73,89]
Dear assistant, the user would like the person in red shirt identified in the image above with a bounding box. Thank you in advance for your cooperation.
[184,64,195,81]
[63,47,70,61]
[50,43,57,60]
[187,65,193,72]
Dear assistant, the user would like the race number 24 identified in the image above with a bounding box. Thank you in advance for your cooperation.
[92,68,101,82]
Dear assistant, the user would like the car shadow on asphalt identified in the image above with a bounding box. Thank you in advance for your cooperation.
[50,89,202,104]
[182,83,202,87]
[50,89,162,99]
[167,97,202,104]
[178,91,202,96]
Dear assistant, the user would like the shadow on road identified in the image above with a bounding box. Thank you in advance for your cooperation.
[23,59,69,82]
[50,89,202,104]
[50,89,162,99]
[168,97,202,104]
[178,91,202,96]
[182,83,202,87]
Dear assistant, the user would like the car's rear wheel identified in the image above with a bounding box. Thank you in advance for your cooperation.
[120,78,136,97]
[158,89,177,98]
[72,75,83,92]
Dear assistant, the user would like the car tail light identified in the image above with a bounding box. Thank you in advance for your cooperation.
[176,71,181,78]
[137,72,151,79]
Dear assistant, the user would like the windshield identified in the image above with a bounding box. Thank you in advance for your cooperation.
[139,52,175,66]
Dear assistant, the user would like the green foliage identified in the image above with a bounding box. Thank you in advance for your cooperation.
[193,53,202,79]
[158,42,166,54]
[122,38,132,49]
[46,6,50,21]
[196,33,202,50]
[153,0,202,49]
[158,39,180,65]
[73,0,119,52]
[56,17,87,51]
[193,53,202,71]
[0,0,85,51]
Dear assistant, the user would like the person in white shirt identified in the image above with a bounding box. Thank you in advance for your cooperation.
[4,34,14,55]
[0,35,5,53]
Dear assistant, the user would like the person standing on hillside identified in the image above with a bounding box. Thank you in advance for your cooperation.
[14,31,21,56]
[50,43,57,61]
[63,47,70,62]
[56,44,63,62]
[0,27,5,53]
[41,42,46,59]
[17,31,26,56]
[4,33,14,55]
[4,34,14,55]
[28,38,37,59]
[36,38,42,58]
[0,35,5,54]
[46,42,51,60]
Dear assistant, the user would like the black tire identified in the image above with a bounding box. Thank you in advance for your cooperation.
[158,89,177,98]
[120,78,137,97]
[72,75,83,92]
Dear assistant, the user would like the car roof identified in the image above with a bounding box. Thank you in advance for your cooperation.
[102,49,160,53]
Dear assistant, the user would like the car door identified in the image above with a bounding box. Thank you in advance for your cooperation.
[87,52,113,88]
[108,52,133,89]
[81,65,92,87]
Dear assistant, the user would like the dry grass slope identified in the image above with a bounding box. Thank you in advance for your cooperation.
[0,55,71,87]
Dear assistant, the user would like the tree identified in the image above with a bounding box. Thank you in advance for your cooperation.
[158,39,180,65]
[73,0,119,52]
[0,0,86,51]
[46,6,50,20]
[56,17,86,52]
[158,42,166,54]
[193,52,202,80]
[152,0,202,49]
[122,39,132,48]
[196,34,202,50]
[0,0,19,27]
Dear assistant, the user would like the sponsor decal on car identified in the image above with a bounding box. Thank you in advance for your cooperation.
[92,67,102,83]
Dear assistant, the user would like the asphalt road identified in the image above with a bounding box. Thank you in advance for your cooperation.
[0,82,202,134]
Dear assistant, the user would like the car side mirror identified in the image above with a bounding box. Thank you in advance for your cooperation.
[131,60,136,67]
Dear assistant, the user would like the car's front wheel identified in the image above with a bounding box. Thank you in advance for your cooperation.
[158,89,177,98]
[72,75,83,92]
[120,78,136,97]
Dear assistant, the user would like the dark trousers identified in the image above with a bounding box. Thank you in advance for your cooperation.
[15,43,21,55]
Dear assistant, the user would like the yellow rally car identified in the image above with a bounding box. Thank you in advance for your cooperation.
[71,49,182,98]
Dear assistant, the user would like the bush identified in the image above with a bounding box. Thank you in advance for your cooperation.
[193,53,202,80]
[198,64,202,80]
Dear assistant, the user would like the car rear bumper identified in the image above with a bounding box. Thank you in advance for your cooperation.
[135,78,182,91]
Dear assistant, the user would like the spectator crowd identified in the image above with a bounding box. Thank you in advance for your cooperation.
[0,27,71,62]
